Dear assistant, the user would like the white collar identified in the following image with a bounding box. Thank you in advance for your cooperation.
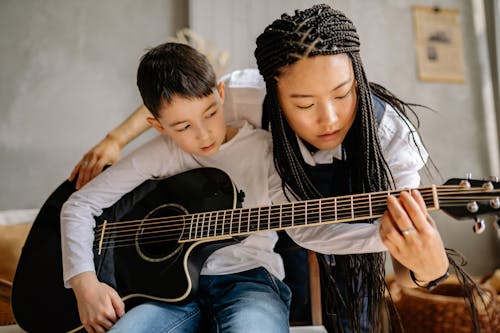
[296,135,343,166]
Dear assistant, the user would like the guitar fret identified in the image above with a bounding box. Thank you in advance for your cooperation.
[369,193,372,217]
[334,197,337,221]
[200,213,206,239]
[229,210,233,236]
[193,214,198,239]
[221,211,226,236]
[189,215,194,240]
[247,208,251,233]
[268,206,271,230]
[238,209,243,234]
[319,200,322,224]
[279,205,282,229]
[304,201,307,225]
[257,207,261,232]
[351,196,354,219]
[208,212,212,237]
[214,211,219,237]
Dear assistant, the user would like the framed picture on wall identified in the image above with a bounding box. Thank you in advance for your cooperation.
[412,6,465,83]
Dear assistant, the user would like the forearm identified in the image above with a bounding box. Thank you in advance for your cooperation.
[286,221,387,254]
[106,104,152,148]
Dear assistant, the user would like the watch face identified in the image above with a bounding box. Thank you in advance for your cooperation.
[427,271,450,290]
[410,269,450,290]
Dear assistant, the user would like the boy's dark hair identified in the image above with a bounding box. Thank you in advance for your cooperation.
[137,42,217,118]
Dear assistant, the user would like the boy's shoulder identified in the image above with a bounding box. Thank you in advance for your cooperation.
[230,120,272,149]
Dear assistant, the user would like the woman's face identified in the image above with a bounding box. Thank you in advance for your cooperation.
[276,54,357,151]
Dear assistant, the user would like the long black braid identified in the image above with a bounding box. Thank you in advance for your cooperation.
[255,5,391,332]
[255,4,490,333]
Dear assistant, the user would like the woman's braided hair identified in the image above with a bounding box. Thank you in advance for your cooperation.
[255,4,395,332]
[255,4,491,333]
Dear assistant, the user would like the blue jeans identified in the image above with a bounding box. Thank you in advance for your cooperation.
[108,267,291,333]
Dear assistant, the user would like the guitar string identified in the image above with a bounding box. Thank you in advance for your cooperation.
[94,186,439,232]
[96,197,499,251]
[93,187,500,250]
[96,195,497,251]
[94,188,434,237]
[93,187,498,245]
[94,186,497,235]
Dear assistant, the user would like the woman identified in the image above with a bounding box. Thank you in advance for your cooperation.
[70,5,473,333]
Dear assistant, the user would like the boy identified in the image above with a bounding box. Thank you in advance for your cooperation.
[61,42,290,333]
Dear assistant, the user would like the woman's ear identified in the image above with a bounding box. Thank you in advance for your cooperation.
[147,117,166,134]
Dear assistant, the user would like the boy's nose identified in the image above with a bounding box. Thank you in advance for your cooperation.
[197,126,210,140]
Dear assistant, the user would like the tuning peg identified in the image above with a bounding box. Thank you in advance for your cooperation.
[467,201,479,213]
[491,197,500,209]
[473,217,486,234]
[494,214,500,230]
[494,216,500,230]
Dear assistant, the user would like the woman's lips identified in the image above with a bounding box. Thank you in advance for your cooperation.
[318,130,340,140]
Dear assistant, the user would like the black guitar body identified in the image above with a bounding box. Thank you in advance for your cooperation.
[12,168,240,333]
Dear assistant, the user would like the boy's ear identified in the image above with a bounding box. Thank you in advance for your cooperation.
[147,117,166,133]
[217,81,225,104]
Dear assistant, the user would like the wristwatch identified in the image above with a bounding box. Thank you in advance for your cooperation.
[410,269,450,290]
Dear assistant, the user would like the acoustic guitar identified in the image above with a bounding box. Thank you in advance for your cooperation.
[11,167,500,332]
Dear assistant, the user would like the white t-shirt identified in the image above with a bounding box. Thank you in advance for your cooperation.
[61,121,285,287]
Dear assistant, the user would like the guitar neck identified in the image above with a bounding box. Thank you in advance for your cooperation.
[180,185,439,242]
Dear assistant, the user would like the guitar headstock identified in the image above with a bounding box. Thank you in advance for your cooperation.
[440,177,500,234]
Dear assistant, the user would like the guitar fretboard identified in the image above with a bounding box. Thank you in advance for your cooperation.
[180,186,439,242]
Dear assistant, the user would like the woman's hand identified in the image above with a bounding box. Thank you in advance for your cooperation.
[379,190,449,288]
[69,136,122,190]
[71,272,125,333]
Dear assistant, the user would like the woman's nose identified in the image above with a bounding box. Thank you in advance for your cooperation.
[317,102,338,125]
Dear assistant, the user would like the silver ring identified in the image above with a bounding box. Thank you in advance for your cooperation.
[401,226,416,236]
[82,160,89,167]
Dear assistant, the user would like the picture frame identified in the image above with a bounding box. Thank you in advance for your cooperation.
[413,6,465,83]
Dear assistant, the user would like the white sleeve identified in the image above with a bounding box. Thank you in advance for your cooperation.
[60,136,174,288]
[286,105,428,255]
[378,104,428,190]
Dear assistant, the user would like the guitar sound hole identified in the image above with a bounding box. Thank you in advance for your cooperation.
[136,204,187,262]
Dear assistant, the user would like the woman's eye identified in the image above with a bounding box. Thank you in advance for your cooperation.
[336,89,353,100]
[297,104,314,110]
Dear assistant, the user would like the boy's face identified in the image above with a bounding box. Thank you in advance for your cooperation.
[148,82,227,157]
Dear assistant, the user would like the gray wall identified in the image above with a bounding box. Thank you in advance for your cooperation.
[190,0,499,275]
[0,0,187,209]
[1,0,498,274]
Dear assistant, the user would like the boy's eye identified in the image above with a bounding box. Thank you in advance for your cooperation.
[176,124,190,132]
[205,110,218,118]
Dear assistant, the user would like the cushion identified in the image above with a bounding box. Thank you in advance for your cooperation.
[0,223,32,282]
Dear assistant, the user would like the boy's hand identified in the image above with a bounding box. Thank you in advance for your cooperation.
[379,190,449,287]
[70,272,125,333]
[69,137,121,190]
